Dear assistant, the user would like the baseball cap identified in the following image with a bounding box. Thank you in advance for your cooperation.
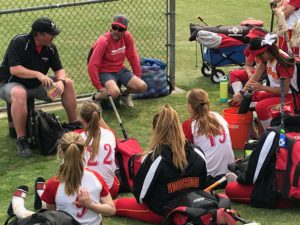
[31,17,60,36]
[244,37,270,62]
[112,14,128,29]
[246,28,267,39]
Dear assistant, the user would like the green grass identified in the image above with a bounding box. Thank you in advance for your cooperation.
[2,0,300,224]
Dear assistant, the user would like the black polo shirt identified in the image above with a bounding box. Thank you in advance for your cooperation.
[0,33,63,89]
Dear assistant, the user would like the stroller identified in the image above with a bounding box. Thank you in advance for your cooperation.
[189,21,255,83]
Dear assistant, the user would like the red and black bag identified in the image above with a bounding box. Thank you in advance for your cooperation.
[233,116,300,207]
[108,96,143,192]
[162,190,243,225]
[116,138,143,192]
[275,131,300,200]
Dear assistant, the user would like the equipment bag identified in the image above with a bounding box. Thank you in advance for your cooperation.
[132,58,171,99]
[275,132,300,200]
[4,210,80,225]
[234,116,300,207]
[115,138,143,192]
[162,190,239,225]
[189,24,253,43]
[28,109,64,155]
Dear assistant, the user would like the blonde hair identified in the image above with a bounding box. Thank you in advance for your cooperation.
[187,88,222,136]
[80,102,101,161]
[148,105,187,171]
[57,132,85,195]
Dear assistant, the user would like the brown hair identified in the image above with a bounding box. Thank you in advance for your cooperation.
[148,105,187,171]
[187,89,222,136]
[80,102,101,161]
[57,132,85,195]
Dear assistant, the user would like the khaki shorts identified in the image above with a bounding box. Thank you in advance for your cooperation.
[0,81,52,104]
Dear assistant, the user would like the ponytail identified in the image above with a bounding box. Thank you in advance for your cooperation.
[80,102,102,161]
[187,89,222,136]
[58,132,85,195]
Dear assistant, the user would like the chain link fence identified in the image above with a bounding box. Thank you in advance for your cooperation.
[0,0,174,108]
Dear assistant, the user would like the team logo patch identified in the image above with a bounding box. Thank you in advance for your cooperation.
[42,57,49,62]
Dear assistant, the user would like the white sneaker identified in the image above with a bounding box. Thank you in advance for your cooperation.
[122,94,134,108]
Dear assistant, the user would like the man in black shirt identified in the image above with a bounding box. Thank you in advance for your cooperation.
[0,17,78,157]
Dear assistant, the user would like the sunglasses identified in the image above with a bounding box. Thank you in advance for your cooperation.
[111,25,126,32]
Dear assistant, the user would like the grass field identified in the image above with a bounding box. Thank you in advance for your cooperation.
[1,0,300,224]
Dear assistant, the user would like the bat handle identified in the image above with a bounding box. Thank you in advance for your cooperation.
[204,176,227,192]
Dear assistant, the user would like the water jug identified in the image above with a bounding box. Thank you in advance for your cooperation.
[220,76,228,103]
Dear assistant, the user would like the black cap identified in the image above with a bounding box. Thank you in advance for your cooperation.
[31,17,60,36]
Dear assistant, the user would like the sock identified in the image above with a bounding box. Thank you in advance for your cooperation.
[11,186,34,219]
[260,118,272,131]
[34,177,46,210]
[94,91,108,100]
[231,81,243,94]
[121,88,132,96]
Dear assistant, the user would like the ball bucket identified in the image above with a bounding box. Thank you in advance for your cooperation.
[223,107,253,150]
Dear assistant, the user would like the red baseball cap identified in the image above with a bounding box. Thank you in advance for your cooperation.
[244,45,269,62]
[246,28,267,39]
[112,14,128,29]
[244,37,270,62]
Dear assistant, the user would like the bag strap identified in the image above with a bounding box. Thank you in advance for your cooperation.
[128,154,143,179]
[4,215,17,225]
[282,136,297,198]
[290,85,300,114]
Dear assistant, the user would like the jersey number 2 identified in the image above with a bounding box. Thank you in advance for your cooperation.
[103,144,112,165]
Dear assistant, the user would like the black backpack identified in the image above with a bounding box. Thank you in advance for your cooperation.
[4,210,80,225]
[27,109,64,155]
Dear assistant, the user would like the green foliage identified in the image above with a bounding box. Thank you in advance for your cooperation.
[1,0,300,225]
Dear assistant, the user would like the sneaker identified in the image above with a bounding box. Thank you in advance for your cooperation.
[16,137,32,158]
[69,121,83,129]
[121,94,134,108]
[34,177,45,210]
[89,93,103,112]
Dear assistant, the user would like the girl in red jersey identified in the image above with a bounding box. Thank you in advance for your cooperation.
[79,102,119,198]
[238,33,298,131]
[182,88,235,187]
[41,132,116,225]
[229,27,268,106]
[114,105,207,224]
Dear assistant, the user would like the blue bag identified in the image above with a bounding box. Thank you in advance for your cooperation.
[133,58,170,99]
